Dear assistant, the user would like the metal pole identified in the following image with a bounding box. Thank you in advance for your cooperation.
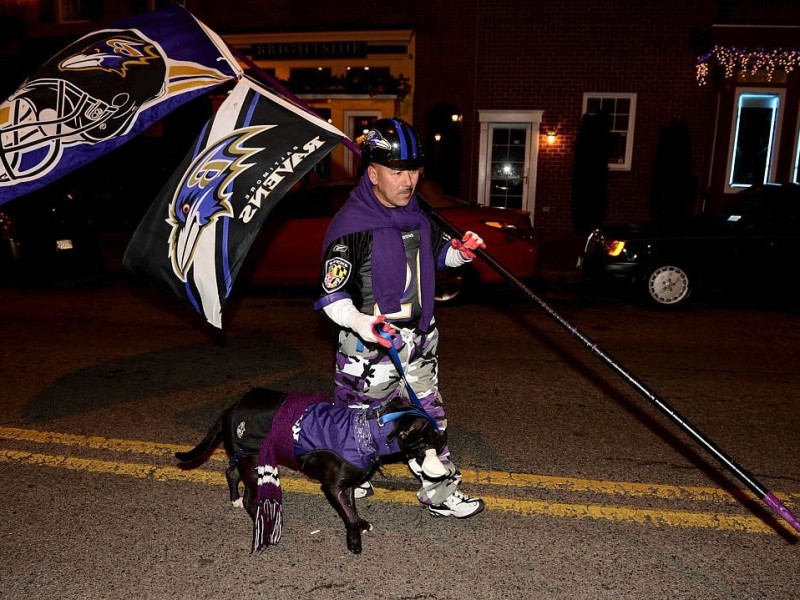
[423,199,800,534]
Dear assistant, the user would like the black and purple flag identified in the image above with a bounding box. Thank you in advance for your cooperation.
[123,77,345,328]
[0,4,241,206]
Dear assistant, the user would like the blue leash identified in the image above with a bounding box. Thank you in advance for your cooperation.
[373,327,440,431]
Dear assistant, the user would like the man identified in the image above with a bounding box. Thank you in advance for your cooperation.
[313,117,485,518]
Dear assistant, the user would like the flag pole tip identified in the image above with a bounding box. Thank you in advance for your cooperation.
[764,492,800,533]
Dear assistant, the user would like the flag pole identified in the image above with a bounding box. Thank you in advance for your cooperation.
[422,203,800,534]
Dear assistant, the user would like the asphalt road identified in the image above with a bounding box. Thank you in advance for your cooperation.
[1,278,798,599]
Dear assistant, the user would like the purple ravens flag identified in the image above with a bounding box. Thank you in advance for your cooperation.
[0,4,241,206]
[123,77,345,328]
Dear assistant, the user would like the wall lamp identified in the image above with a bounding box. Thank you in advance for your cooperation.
[545,129,558,145]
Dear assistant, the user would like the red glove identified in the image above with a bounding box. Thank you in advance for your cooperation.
[450,231,486,260]
[372,315,397,348]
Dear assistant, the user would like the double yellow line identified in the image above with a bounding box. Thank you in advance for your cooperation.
[1,426,797,535]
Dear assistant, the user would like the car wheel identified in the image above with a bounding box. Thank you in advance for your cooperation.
[435,271,464,303]
[643,262,692,308]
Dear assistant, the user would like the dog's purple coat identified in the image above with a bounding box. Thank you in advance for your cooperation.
[293,402,403,470]
[176,387,444,554]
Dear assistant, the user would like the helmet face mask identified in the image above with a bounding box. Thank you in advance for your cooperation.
[360,117,423,171]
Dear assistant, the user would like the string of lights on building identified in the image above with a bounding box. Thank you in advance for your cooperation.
[695,45,800,85]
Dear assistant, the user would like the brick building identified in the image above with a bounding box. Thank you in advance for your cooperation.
[5,0,800,236]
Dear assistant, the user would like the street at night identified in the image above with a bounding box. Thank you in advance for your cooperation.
[4,1,800,598]
[1,278,798,599]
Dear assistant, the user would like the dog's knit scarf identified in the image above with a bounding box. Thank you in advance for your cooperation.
[253,392,327,553]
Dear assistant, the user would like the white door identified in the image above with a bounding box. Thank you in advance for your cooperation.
[477,110,543,224]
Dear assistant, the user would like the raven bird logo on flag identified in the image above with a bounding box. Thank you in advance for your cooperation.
[123,77,345,328]
[166,126,273,282]
[0,4,241,206]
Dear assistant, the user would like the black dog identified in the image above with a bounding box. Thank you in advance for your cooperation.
[175,387,446,554]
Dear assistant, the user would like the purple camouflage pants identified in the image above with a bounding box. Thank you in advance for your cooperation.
[333,324,461,505]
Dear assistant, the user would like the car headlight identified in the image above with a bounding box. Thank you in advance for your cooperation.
[603,239,626,257]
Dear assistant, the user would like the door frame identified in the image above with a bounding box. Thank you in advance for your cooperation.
[343,109,382,177]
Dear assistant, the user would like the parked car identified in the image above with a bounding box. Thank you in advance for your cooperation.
[0,186,103,286]
[579,183,800,308]
[240,178,540,300]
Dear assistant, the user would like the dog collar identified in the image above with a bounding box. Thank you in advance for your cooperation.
[377,405,439,430]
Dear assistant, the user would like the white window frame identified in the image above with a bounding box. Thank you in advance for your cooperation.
[725,87,785,193]
[477,110,543,225]
[581,92,637,171]
[793,103,800,184]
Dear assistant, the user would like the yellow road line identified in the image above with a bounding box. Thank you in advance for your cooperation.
[379,465,799,506]
[2,426,798,509]
[0,426,214,460]
[373,487,777,534]
[0,448,780,534]
[0,448,309,488]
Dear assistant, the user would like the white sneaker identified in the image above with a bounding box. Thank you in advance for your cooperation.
[354,481,374,499]
[428,489,485,518]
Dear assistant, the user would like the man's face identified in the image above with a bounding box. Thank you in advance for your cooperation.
[367,163,420,208]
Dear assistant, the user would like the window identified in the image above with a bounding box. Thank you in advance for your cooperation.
[488,126,528,210]
[582,93,637,171]
[346,67,391,82]
[726,88,784,190]
[289,67,333,93]
[477,110,543,223]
